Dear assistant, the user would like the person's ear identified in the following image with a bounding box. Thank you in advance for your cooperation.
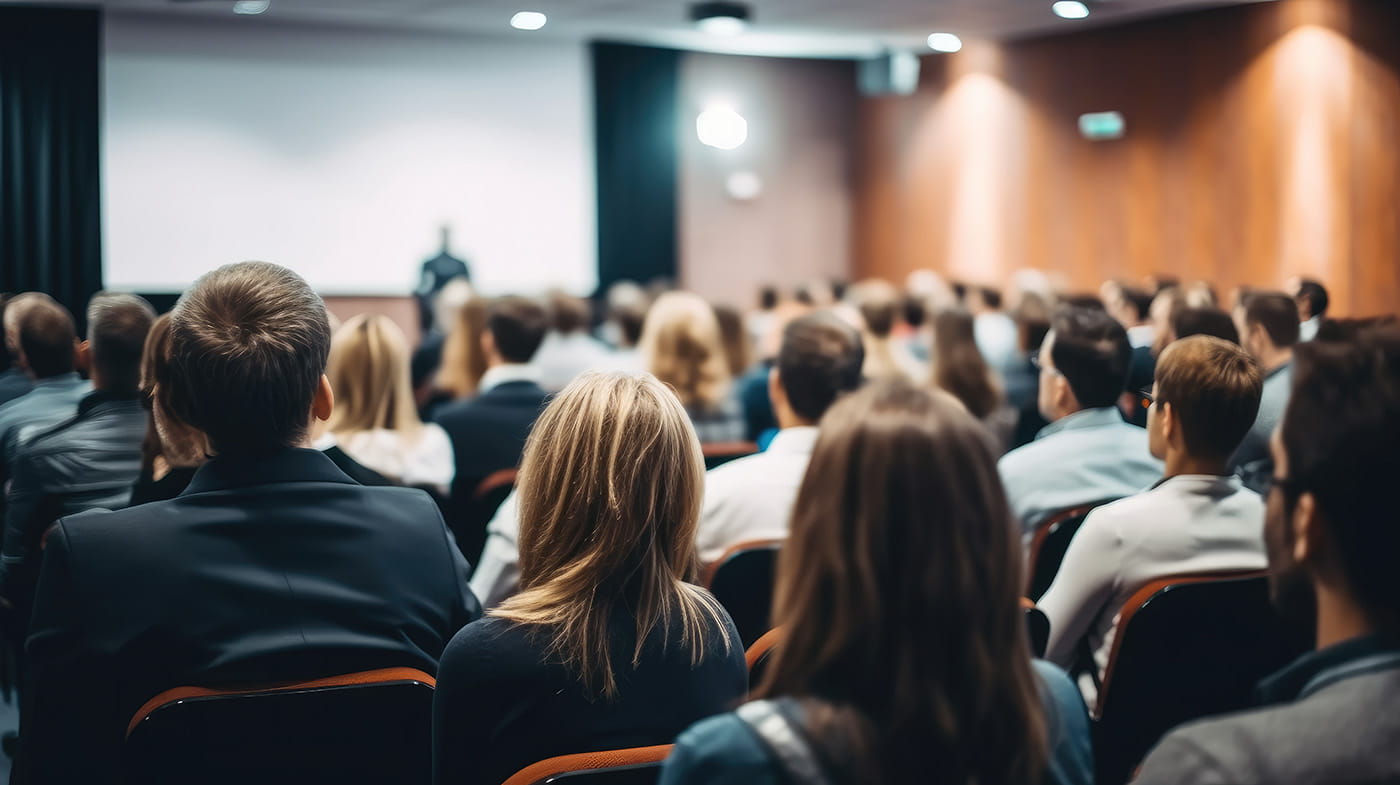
[1160,401,1177,444]
[75,339,91,374]
[1293,491,1320,566]
[767,366,785,411]
[312,374,334,422]
[1054,375,1075,413]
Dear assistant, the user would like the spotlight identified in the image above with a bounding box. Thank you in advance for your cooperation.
[926,32,963,53]
[510,11,547,30]
[1053,1,1091,19]
[696,107,748,150]
[691,2,750,36]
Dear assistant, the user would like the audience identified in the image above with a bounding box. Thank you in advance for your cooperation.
[433,372,744,785]
[432,295,490,410]
[21,263,479,783]
[602,281,648,372]
[324,313,454,494]
[128,314,206,506]
[697,312,863,563]
[850,279,923,383]
[0,295,34,407]
[1293,277,1329,342]
[1038,336,1266,703]
[931,307,1015,450]
[640,292,745,443]
[2,293,154,598]
[662,382,1091,785]
[970,284,1024,384]
[0,296,87,487]
[1170,305,1240,345]
[532,290,613,392]
[998,306,1163,539]
[712,304,752,380]
[411,278,473,407]
[1136,324,1400,785]
[736,300,810,444]
[1232,291,1300,491]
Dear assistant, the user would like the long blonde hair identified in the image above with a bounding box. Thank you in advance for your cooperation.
[493,372,733,698]
[438,297,490,399]
[638,292,731,410]
[325,314,424,441]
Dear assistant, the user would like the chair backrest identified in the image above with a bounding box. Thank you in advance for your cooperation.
[1092,571,1308,785]
[706,539,783,648]
[1026,499,1117,600]
[1021,598,1050,659]
[124,667,436,785]
[701,441,758,470]
[745,627,783,690]
[500,745,671,785]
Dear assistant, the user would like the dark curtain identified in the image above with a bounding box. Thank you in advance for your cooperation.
[591,43,680,294]
[0,7,104,324]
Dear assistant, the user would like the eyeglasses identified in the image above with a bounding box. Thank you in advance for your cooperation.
[1138,389,1155,412]
[1030,354,1062,376]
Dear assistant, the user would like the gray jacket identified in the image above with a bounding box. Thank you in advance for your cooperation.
[1135,635,1400,785]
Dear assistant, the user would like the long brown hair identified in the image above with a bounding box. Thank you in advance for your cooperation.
[493,372,733,698]
[757,381,1047,784]
[438,297,490,399]
[931,307,1004,419]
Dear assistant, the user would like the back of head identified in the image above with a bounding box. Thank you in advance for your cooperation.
[141,313,207,467]
[87,293,157,394]
[776,312,864,423]
[606,282,649,348]
[1049,305,1132,409]
[438,297,490,398]
[932,307,1001,419]
[1283,327,1400,632]
[12,294,77,379]
[433,278,474,336]
[496,372,726,696]
[1155,336,1262,459]
[851,280,900,337]
[712,304,751,377]
[758,285,779,311]
[165,262,331,455]
[1172,306,1240,345]
[639,292,730,409]
[901,292,927,330]
[761,381,1044,783]
[1241,291,1301,348]
[1119,286,1153,323]
[325,314,420,438]
[1295,278,1329,319]
[488,296,549,364]
[547,290,591,335]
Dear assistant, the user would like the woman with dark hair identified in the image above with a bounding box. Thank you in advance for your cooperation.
[932,307,1015,451]
[661,381,1092,785]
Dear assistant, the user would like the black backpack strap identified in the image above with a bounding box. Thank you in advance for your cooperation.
[736,700,834,785]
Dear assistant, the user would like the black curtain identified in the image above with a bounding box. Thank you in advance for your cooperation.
[0,7,104,324]
[591,43,680,294]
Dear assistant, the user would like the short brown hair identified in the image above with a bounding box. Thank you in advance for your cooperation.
[1155,336,1263,459]
[777,312,864,422]
[488,296,549,364]
[1241,291,1301,347]
[87,293,156,395]
[164,262,331,455]
[11,295,77,379]
[546,290,591,334]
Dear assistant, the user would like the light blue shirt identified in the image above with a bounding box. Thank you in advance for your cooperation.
[0,373,90,470]
[998,407,1163,538]
[1231,361,1292,493]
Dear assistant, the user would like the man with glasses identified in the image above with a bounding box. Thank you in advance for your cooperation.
[1037,335,1266,703]
[1137,325,1400,785]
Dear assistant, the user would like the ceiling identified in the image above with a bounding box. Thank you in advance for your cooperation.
[14,0,1272,57]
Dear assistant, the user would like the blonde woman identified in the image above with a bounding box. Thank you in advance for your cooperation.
[432,373,746,785]
[639,292,744,443]
[324,314,454,494]
[434,296,490,401]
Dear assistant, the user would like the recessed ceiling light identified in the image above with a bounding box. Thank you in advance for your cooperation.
[691,2,750,36]
[1053,1,1091,20]
[926,33,963,53]
[696,107,748,150]
[510,11,548,30]
[232,0,269,15]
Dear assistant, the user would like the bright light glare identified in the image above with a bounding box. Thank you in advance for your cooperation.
[1053,1,1091,20]
[697,16,747,36]
[725,171,763,200]
[510,11,548,30]
[232,0,269,15]
[927,33,963,53]
[696,107,748,150]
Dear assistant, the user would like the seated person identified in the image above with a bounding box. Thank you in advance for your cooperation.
[324,314,454,494]
[0,295,31,407]
[2,293,154,595]
[698,312,863,563]
[22,263,480,784]
[640,292,745,443]
[1171,305,1240,345]
[531,291,614,392]
[999,306,1163,540]
[433,372,745,785]
[661,382,1092,785]
[1136,324,1400,785]
[1038,336,1267,702]
[1231,291,1299,491]
[129,314,206,506]
[0,295,88,490]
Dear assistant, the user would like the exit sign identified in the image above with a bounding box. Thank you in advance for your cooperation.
[1079,111,1126,140]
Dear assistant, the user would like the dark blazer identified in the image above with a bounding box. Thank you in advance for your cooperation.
[434,379,548,499]
[22,448,481,784]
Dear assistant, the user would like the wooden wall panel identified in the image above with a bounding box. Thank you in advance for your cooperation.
[853,0,1400,315]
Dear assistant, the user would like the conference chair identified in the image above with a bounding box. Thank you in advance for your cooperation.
[451,468,519,568]
[1025,499,1118,600]
[700,441,758,470]
[706,539,783,648]
[1021,598,1050,659]
[1091,571,1308,785]
[745,627,783,690]
[499,745,671,785]
[124,667,436,785]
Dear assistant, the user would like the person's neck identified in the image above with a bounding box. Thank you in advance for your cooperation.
[1163,451,1229,478]
[1314,581,1376,650]
[1260,346,1293,374]
[775,414,815,430]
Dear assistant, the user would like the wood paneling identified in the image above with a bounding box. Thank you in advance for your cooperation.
[853,0,1400,315]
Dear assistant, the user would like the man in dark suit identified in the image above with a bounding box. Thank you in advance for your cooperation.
[21,263,480,784]
[434,296,550,562]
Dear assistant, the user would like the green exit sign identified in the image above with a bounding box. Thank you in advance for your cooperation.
[1079,111,1126,140]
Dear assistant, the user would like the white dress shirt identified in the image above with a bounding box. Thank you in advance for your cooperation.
[1037,474,1267,705]
[531,331,617,392]
[696,426,817,563]
[1299,316,1321,342]
[476,363,542,395]
[333,425,455,495]
[470,489,522,609]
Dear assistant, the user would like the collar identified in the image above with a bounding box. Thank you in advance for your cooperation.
[765,426,819,456]
[32,372,83,389]
[1147,474,1242,492]
[1036,407,1125,440]
[182,447,358,495]
[478,364,541,394]
[1257,633,1400,705]
[76,389,143,417]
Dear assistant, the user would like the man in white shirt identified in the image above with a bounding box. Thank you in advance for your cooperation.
[1038,335,1267,704]
[999,306,1163,539]
[531,291,615,392]
[697,312,865,563]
